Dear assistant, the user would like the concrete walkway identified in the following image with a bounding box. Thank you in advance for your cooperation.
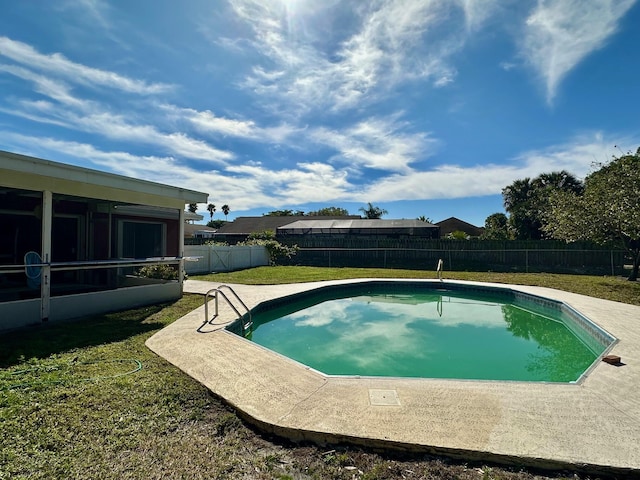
[146,279,640,476]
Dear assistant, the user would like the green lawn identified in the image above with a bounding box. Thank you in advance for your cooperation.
[194,266,640,306]
[1,267,637,479]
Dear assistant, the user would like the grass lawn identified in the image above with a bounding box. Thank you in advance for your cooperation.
[1,267,637,479]
[194,266,640,306]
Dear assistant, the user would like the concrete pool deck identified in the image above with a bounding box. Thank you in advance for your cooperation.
[146,279,640,476]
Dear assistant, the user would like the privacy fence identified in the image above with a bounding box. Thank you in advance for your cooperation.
[278,238,625,275]
[183,245,269,274]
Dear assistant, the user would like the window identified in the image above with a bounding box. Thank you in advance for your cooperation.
[119,221,166,258]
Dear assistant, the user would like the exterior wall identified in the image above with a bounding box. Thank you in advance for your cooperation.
[184,245,269,274]
[49,283,181,321]
[0,282,181,332]
[0,299,41,330]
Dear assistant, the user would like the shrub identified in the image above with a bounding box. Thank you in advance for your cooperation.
[136,264,179,280]
[238,230,299,266]
[204,240,229,246]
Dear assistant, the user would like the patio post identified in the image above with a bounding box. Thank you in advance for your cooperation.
[40,190,52,322]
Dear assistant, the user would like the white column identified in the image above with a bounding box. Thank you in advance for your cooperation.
[40,190,53,321]
[179,207,185,294]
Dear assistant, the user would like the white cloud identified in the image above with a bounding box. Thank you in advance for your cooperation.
[1,133,188,182]
[362,163,520,201]
[183,108,258,138]
[2,131,348,211]
[3,129,634,214]
[11,102,234,164]
[512,132,634,177]
[355,132,634,201]
[521,0,636,104]
[227,0,473,113]
[0,64,88,109]
[61,0,112,30]
[0,36,172,94]
[0,56,292,161]
[309,115,437,173]
[455,0,502,32]
[162,105,300,143]
[0,59,234,164]
[227,161,353,205]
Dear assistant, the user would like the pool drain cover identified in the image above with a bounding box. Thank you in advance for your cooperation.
[369,389,400,406]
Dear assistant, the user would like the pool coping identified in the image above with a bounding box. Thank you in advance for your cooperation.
[146,278,640,476]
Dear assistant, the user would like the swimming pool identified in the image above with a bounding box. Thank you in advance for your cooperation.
[231,281,615,382]
[149,279,639,472]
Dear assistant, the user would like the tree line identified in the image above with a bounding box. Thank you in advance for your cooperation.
[261,204,388,219]
[483,148,639,280]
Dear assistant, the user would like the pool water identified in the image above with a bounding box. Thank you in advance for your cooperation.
[244,287,605,382]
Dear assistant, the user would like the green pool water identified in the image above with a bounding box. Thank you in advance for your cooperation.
[245,287,605,382]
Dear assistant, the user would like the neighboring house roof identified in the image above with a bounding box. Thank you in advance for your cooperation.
[184,223,216,237]
[435,217,484,237]
[214,216,361,235]
[278,219,438,234]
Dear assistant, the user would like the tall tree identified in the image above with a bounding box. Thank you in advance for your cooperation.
[359,202,387,219]
[221,204,230,220]
[188,203,198,214]
[480,213,511,240]
[502,171,583,240]
[502,177,534,239]
[543,148,640,281]
[206,203,216,221]
[307,206,350,216]
[264,209,299,216]
[207,219,226,229]
[417,215,433,223]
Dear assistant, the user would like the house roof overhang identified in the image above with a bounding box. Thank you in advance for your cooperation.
[0,150,208,208]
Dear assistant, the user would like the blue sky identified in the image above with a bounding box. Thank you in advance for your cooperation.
[1,0,639,226]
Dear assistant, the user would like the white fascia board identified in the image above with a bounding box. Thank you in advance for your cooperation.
[0,150,208,207]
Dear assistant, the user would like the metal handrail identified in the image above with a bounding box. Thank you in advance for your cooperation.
[0,257,181,274]
[204,285,252,334]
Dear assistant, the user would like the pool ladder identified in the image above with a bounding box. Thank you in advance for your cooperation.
[204,285,252,335]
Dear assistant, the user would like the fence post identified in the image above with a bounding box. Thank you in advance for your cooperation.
[526,249,529,273]
[611,250,614,277]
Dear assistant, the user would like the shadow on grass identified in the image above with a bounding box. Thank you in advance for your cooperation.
[0,303,168,368]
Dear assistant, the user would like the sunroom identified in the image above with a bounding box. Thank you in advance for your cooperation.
[0,150,208,331]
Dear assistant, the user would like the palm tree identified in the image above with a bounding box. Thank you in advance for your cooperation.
[188,203,198,214]
[221,204,230,220]
[358,202,388,219]
[207,203,216,221]
[503,171,583,240]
